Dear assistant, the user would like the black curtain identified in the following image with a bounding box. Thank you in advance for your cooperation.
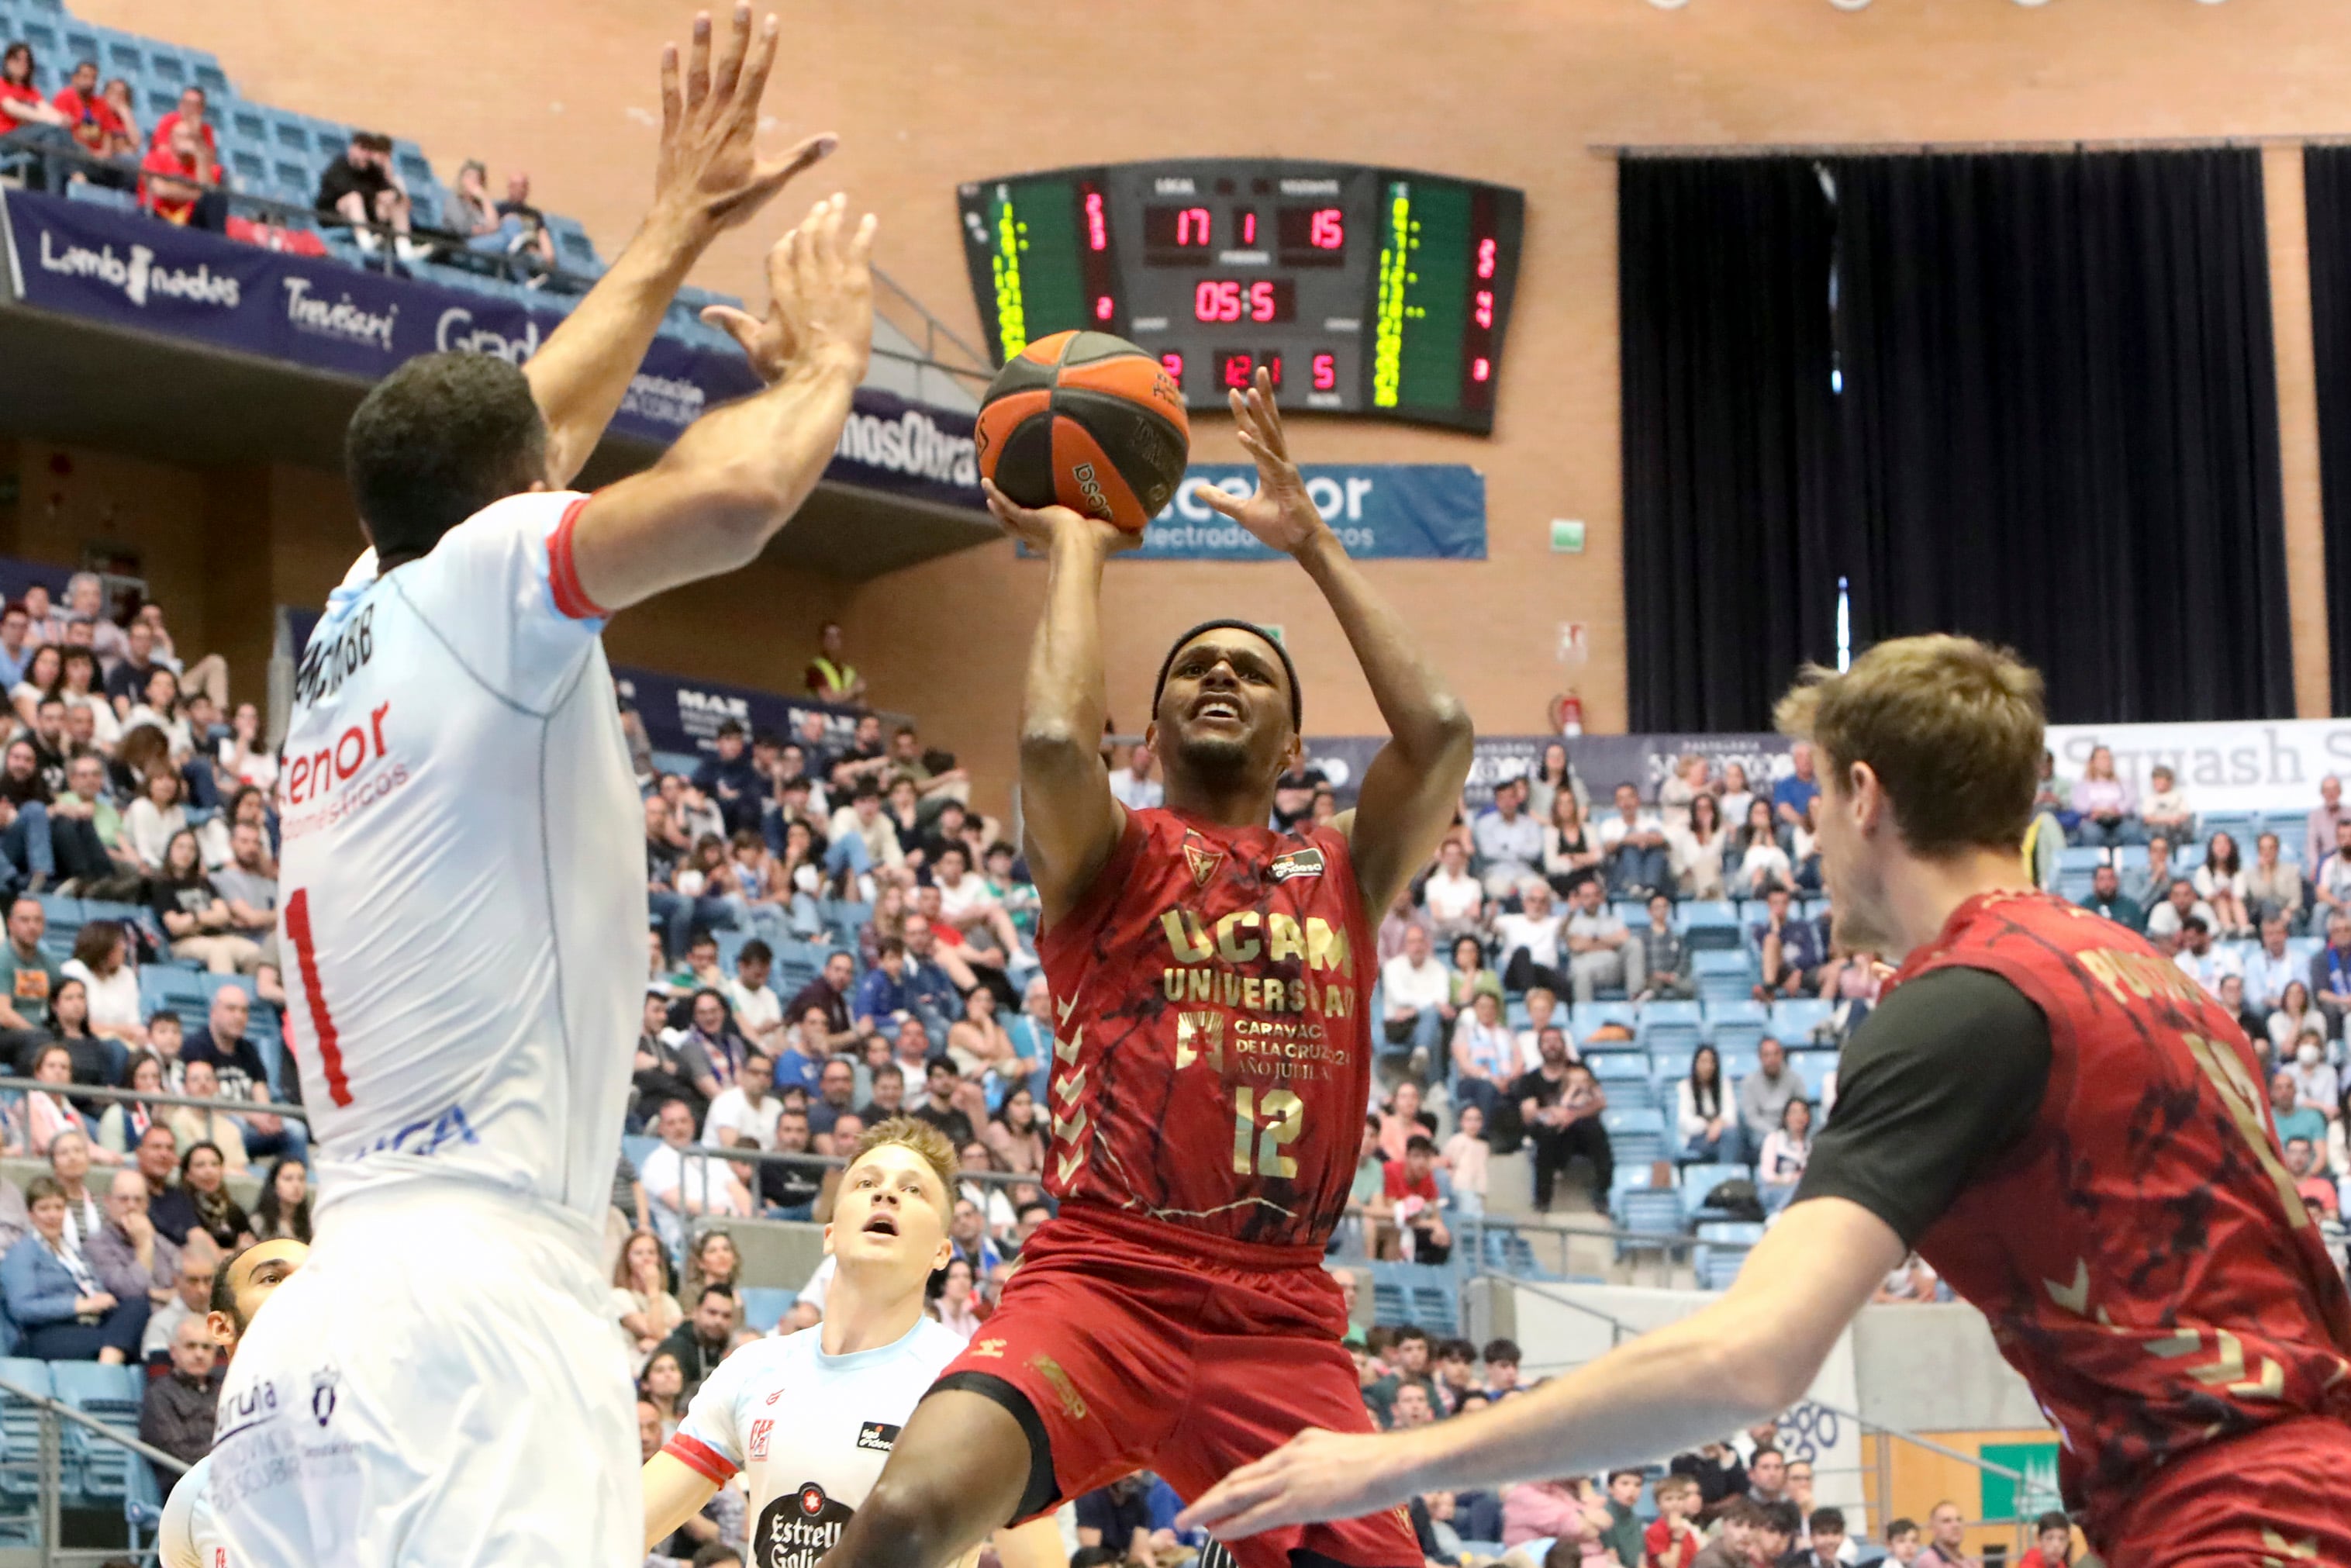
[1619,149,2292,728]
[2304,147,2351,712]
[1833,150,2290,723]
[1619,159,1846,732]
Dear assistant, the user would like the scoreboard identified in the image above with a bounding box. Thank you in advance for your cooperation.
[956,159,1525,433]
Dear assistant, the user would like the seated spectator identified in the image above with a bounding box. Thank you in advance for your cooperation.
[2140,765,2192,843]
[492,170,559,270]
[2174,917,2239,999]
[2318,820,2351,927]
[250,1156,312,1244]
[63,920,146,1049]
[1446,933,1503,1014]
[1379,924,1454,1077]
[1512,1041,1610,1211]
[1449,993,1515,1124]
[2144,877,2218,944]
[1757,1099,1813,1211]
[2271,982,2325,1056]
[634,989,714,1131]
[2013,1512,2075,1568]
[139,114,222,228]
[1421,839,1484,942]
[1679,1043,1739,1162]
[1565,878,1643,1005]
[858,1061,907,1126]
[640,1099,753,1252]
[1773,741,1821,827]
[1472,779,1545,896]
[1669,793,1730,901]
[2,1175,149,1362]
[910,1056,978,1148]
[44,979,124,1106]
[1598,783,1671,899]
[316,131,420,257]
[1736,1037,1806,1159]
[136,1229,214,1366]
[1439,1103,1489,1218]
[721,939,785,1052]
[1729,797,1795,899]
[1751,886,1824,1000]
[1500,1477,1609,1552]
[185,985,301,1163]
[946,984,1021,1084]
[445,157,554,268]
[140,1313,222,1490]
[684,1228,741,1301]
[612,1227,684,1373]
[1635,890,1693,1002]
[209,820,279,944]
[759,1106,824,1217]
[151,829,261,974]
[24,1044,96,1161]
[2070,745,2140,847]
[1493,879,1568,995]
[1382,1135,1451,1262]
[2272,1070,2328,1152]
[670,987,751,1097]
[96,1051,168,1157]
[0,43,71,143]
[703,1049,782,1150]
[2077,862,2144,931]
[1645,1473,1707,1568]
[932,1255,982,1339]
[2194,832,2253,938]
[75,1164,175,1328]
[1378,1081,1438,1166]
[1541,791,1605,900]
[169,1059,250,1172]
[806,1055,858,1147]
[2284,1135,2339,1220]
[2246,833,2304,931]
[49,754,137,887]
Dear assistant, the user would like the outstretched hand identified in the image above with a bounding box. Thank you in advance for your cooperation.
[1196,367,1331,558]
[1175,1427,1421,1541]
[651,3,837,242]
[703,192,877,384]
[983,480,1139,558]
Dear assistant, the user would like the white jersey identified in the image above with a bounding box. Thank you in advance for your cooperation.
[664,1316,965,1568]
[160,1454,226,1568]
[275,490,644,1230]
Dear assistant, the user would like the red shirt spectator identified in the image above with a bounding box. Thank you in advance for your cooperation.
[146,88,217,158]
[140,123,218,226]
[1,43,67,134]
[1644,1516,1703,1568]
[1382,1157,1440,1211]
[50,62,121,156]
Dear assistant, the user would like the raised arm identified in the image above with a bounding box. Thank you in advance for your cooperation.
[525,3,837,487]
[980,483,1137,930]
[568,193,875,613]
[1200,370,1474,923]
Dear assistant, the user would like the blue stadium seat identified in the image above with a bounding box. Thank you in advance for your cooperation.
[1679,901,1744,952]
[98,33,143,82]
[1477,1227,1560,1281]
[16,19,59,60]
[1692,1245,1745,1291]
[1787,1049,1838,1092]
[1690,949,1756,1005]
[737,1287,796,1334]
[1769,999,1833,1041]
[1614,1186,1684,1243]
[1369,1262,1459,1333]
[0,1359,50,1506]
[2058,844,2109,871]
[1696,1220,1765,1246]
[621,1135,660,1171]
[1569,1002,1635,1041]
[545,213,604,276]
[48,1362,140,1504]
[1647,1041,1697,1085]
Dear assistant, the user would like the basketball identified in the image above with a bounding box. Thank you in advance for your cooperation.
[975,330,1191,532]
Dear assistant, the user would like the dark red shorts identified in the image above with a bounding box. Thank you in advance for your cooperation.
[2100,1416,2351,1567]
[932,1206,1417,1568]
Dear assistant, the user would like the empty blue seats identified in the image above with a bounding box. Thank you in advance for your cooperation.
[0,1359,50,1504]
[1614,1186,1683,1238]
[48,1362,140,1503]
[1769,999,1833,1041]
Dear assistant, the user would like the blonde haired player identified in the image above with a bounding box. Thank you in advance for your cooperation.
[644,1119,1063,1568]
[158,1238,310,1568]
[209,6,878,1562]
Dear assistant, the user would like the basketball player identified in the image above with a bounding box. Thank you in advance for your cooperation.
[641,1118,1062,1568]
[210,10,876,1564]
[813,368,1473,1568]
[158,1238,310,1568]
[1183,635,2351,1567]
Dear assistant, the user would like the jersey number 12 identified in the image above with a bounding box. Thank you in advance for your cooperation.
[1232,1087,1303,1179]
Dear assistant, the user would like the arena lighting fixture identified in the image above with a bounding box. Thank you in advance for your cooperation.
[1828,0,1873,10]
[1642,0,1690,12]
[2011,0,2054,9]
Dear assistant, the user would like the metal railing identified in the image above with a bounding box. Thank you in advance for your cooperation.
[0,1372,184,1567]
[0,1076,306,1124]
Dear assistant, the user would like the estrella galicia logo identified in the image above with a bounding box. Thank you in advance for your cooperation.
[756,1480,856,1568]
[309,1363,340,1428]
[855,1421,901,1454]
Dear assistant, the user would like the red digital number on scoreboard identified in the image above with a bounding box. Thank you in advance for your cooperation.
[1160,351,1185,385]
[1310,208,1344,249]
[1220,351,1255,389]
[1312,352,1338,392]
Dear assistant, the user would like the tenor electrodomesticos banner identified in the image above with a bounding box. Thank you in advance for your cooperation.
[1,188,979,508]
[1124,465,1486,561]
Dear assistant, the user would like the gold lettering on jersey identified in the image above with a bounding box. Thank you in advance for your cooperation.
[2185,1031,2313,1227]
[1306,917,1350,974]
[1175,1010,1226,1072]
[1217,910,1263,964]
[2079,948,2204,1010]
[2261,1529,2320,1566]
[1267,912,1305,963]
[1162,910,1213,962]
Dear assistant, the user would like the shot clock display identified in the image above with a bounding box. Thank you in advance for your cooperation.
[957,159,1524,433]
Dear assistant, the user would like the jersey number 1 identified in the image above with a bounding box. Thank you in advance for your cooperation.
[282,889,354,1107]
[1233,1087,1303,1178]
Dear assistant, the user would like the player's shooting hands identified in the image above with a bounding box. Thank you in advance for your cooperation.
[651,3,837,243]
[1176,1426,1421,1540]
[982,481,1139,560]
[705,193,877,385]
[1197,367,1330,558]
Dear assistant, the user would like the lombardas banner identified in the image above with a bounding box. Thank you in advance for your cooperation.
[0,188,979,506]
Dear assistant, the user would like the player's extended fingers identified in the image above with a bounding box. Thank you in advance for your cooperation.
[811,192,846,275]
[846,210,879,271]
[699,303,761,349]
[1195,480,1246,519]
[658,42,683,146]
[742,134,837,218]
[710,0,752,105]
[732,11,782,123]
[683,10,713,109]
[1175,1460,1286,1535]
[1250,369,1292,461]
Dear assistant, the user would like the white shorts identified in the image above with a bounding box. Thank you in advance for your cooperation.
[209,1181,640,1566]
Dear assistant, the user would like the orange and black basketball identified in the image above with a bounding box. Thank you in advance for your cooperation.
[975,330,1191,532]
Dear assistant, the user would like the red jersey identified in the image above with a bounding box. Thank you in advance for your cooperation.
[1037,808,1374,1252]
[0,81,42,133]
[1642,1517,1700,1568]
[1899,891,2351,1549]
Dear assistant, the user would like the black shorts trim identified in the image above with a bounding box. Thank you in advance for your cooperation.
[927,1369,1061,1521]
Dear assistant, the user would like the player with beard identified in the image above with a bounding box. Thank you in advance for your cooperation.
[1182,635,2351,1568]
[640,1117,1062,1568]
[158,1238,310,1568]
[813,368,1473,1568]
